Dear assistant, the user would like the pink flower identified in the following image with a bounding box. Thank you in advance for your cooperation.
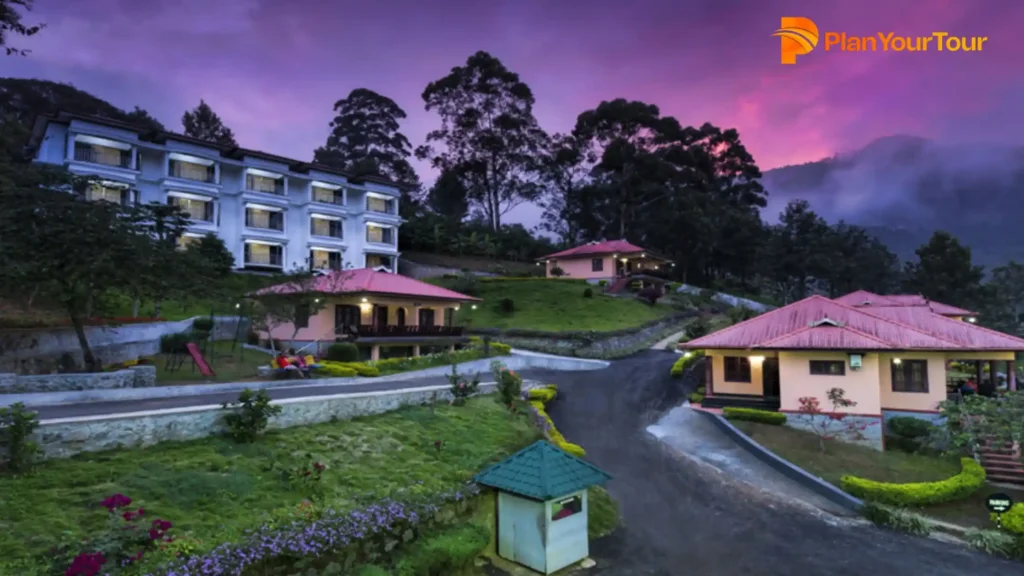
[65,552,106,576]
[101,494,132,511]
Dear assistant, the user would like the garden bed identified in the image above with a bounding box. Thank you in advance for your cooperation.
[730,421,1010,528]
[0,396,541,572]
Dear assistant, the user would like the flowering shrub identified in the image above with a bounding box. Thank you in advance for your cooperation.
[447,363,480,406]
[50,493,174,576]
[282,455,327,501]
[151,484,481,576]
[796,388,871,452]
[491,360,522,407]
[221,388,282,443]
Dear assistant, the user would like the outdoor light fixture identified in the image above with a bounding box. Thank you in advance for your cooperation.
[235,303,240,309]
[314,298,320,303]
[454,305,460,311]
[749,355,766,364]
[683,351,692,358]
[893,358,903,365]
[361,297,368,303]
[613,253,618,258]
[967,317,977,323]
[471,305,478,310]
[621,258,628,262]
[641,253,646,257]
[653,265,659,270]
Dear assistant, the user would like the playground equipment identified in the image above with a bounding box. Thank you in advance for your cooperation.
[160,299,257,379]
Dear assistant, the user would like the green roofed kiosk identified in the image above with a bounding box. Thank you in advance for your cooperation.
[473,440,612,574]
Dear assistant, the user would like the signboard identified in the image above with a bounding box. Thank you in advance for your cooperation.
[986,493,1013,514]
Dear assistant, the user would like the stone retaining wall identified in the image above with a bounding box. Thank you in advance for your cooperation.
[784,413,884,451]
[33,381,539,460]
[490,315,693,358]
[0,365,157,394]
[0,316,248,374]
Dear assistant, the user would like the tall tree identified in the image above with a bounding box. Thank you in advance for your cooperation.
[417,51,548,232]
[427,168,469,228]
[538,133,589,245]
[820,222,900,297]
[1,0,43,56]
[124,106,165,132]
[313,88,419,186]
[982,261,1024,335]
[182,99,238,147]
[903,231,985,310]
[762,200,832,302]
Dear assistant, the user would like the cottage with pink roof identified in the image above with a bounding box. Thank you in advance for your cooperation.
[680,290,1024,451]
[536,240,673,283]
[251,268,480,361]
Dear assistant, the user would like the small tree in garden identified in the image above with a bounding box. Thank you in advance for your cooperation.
[796,387,869,452]
[0,402,40,474]
[222,388,282,443]
[491,360,523,407]
[249,264,333,352]
[448,363,480,406]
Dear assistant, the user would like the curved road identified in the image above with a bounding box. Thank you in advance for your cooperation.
[526,350,1019,576]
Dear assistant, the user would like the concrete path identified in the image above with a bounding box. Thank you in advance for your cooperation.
[650,330,685,350]
[527,351,1019,576]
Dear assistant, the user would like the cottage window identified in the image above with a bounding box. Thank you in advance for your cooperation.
[723,357,751,383]
[809,360,845,376]
[892,360,929,393]
[591,258,604,272]
[551,495,582,521]
[295,304,310,329]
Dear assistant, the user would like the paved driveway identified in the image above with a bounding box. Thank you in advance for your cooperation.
[520,350,1019,576]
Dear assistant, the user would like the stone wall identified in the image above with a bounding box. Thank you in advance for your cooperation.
[0,366,156,394]
[676,284,773,312]
[480,314,694,359]
[33,381,539,460]
[0,316,248,374]
[784,414,884,450]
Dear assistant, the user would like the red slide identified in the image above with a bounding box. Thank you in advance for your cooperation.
[186,342,216,377]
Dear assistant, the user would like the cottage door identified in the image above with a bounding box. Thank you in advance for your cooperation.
[763,357,781,398]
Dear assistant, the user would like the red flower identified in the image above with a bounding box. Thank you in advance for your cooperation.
[65,552,106,576]
[313,462,326,472]
[122,507,144,521]
[101,494,132,511]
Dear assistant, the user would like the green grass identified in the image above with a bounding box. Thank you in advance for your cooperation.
[432,279,674,332]
[403,251,540,277]
[0,397,541,568]
[730,421,1015,529]
[587,485,621,539]
[150,340,268,385]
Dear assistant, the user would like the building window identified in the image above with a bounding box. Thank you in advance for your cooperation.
[86,183,134,205]
[892,360,929,393]
[169,159,216,183]
[74,142,132,168]
[310,217,343,238]
[366,224,394,245]
[366,196,395,214]
[366,253,393,270]
[246,173,284,195]
[312,186,343,205]
[168,195,214,222]
[309,249,342,270]
[551,495,583,521]
[444,308,455,326]
[245,207,284,231]
[243,243,283,267]
[418,308,436,327]
[809,360,845,376]
[295,304,310,329]
[723,357,751,383]
[592,258,604,272]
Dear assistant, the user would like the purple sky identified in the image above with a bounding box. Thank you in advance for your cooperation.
[7,0,1023,226]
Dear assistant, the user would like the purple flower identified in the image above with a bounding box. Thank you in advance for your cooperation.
[101,493,132,511]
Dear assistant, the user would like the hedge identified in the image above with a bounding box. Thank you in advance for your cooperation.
[479,277,586,283]
[840,457,986,506]
[311,363,358,378]
[469,312,694,340]
[321,361,380,377]
[670,350,704,377]
[997,503,1024,535]
[722,407,787,425]
[688,393,704,404]
[528,385,585,457]
[527,385,558,403]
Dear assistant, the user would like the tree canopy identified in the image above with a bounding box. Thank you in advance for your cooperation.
[1,0,43,56]
[182,99,238,147]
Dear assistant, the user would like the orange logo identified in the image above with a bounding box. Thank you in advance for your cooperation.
[773,17,819,64]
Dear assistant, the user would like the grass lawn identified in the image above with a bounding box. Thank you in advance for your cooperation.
[731,421,1015,529]
[149,340,268,385]
[403,251,539,277]
[432,279,674,332]
[0,397,541,569]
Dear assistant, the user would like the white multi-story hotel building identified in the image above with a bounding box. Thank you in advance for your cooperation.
[29,112,404,273]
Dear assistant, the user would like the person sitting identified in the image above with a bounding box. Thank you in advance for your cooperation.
[273,353,303,379]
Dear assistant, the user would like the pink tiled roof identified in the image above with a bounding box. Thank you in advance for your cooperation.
[681,294,1024,351]
[539,240,653,260]
[833,290,976,316]
[251,268,481,301]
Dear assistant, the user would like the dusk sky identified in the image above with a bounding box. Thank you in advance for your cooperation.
[5,0,1023,226]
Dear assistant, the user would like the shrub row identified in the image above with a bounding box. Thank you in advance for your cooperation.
[723,407,787,425]
[840,457,986,506]
[670,350,704,377]
[998,503,1024,535]
[311,363,359,378]
[528,385,585,457]
[469,312,694,340]
[478,277,587,283]
[527,384,558,403]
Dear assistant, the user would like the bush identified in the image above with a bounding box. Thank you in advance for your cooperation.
[529,393,585,457]
[393,523,490,576]
[723,407,787,425]
[159,332,191,354]
[447,363,480,406]
[583,287,593,298]
[637,285,661,305]
[840,457,985,506]
[325,342,359,362]
[726,306,757,324]
[598,280,608,287]
[451,272,480,296]
[670,350,704,377]
[492,361,523,407]
[550,265,565,277]
[965,528,1019,558]
[999,503,1024,535]
[528,385,558,403]
[489,341,512,355]
[688,393,705,404]
[321,361,380,377]
[192,317,215,333]
[888,416,935,439]
[587,486,620,539]
[311,364,357,378]
[0,403,40,473]
[685,317,711,340]
[861,501,932,536]
[499,298,515,314]
[221,388,282,443]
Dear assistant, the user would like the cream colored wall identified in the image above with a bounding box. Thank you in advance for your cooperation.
[546,257,613,279]
[944,351,1014,361]
[265,295,460,341]
[777,351,882,415]
[875,352,949,412]
[706,349,768,396]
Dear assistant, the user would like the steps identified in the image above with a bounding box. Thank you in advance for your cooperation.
[605,277,631,294]
[978,441,1024,486]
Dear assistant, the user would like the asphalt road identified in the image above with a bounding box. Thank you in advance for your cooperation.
[527,350,1021,576]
